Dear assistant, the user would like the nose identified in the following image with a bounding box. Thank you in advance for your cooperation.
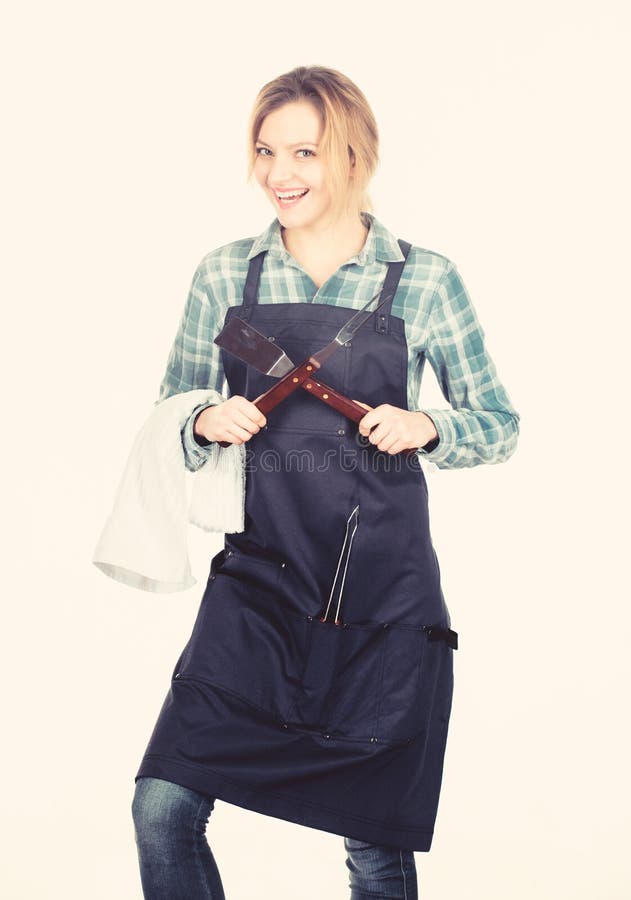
[268,154,293,185]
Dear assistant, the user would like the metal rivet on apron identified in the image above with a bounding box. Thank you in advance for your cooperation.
[306,615,313,622]
[210,574,216,581]
[337,429,346,436]
[226,550,234,556]
[382,622,389,629]
[324,733,331,740]
[280,561,286,568]
[282,723,288,729]
[268,336,276,342]
[344,341,352,347]
[174,673,181,679]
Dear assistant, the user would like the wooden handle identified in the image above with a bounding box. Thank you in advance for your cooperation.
[300,378,417,458]
[300,378,369,423]
[217,358,317,447]
[219,363,419,459]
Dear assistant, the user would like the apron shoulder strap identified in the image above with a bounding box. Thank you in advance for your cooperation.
[241,238,413,331]
[375,239,412,334]
[242,249,266,317]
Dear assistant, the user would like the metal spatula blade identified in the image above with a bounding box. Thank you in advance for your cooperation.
[214,317,296,377]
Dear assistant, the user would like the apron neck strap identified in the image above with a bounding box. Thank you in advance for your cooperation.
[374,239,412,335]
[241,238,413,332]
[242,250,266,314]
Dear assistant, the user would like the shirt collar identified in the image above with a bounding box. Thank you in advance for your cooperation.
[246,212,405,265]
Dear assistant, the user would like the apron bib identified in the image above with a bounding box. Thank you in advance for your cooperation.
[136,239,457,852]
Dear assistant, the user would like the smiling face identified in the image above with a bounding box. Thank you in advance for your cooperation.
[254,100,346,232]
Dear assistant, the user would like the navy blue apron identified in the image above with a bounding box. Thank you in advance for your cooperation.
[135,239,456,852]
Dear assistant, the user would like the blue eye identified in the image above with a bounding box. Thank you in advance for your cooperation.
[255,146,314,158]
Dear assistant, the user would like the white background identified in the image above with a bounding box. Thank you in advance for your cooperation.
[2,1,630,897]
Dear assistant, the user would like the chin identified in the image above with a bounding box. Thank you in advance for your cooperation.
[276,210,310,229]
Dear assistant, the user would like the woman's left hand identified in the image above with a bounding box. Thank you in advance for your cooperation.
[354,402,439,455]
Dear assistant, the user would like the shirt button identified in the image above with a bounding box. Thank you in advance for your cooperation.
[337,429,346,436]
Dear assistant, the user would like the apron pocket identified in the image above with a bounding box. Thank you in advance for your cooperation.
[288,619,446,746]
[246,336,349,434]
[376,624,444,744]
[172,548,307,723]
[289,618,385,741]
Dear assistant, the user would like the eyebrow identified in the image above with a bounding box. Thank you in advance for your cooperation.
[255,140,318,149]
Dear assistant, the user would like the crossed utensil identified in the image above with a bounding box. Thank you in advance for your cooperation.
[214,290,416,457]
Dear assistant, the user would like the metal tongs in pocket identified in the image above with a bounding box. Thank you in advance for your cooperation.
[318,504,360,626]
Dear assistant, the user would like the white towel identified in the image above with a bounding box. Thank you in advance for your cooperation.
[92,389,245,593]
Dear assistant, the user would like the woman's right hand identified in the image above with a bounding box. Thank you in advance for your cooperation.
[193,396,267,445]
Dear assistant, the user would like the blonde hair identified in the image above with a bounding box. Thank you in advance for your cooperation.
[247,65,379,222]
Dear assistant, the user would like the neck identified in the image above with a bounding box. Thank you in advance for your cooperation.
[281,212,370,266]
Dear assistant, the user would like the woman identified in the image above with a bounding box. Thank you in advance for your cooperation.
[131,65,520,899]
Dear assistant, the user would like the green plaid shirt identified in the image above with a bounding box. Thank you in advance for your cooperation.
[158,214,520,471]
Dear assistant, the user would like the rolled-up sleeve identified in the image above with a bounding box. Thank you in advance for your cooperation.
[417,263,520,468]
[156,264,226,472]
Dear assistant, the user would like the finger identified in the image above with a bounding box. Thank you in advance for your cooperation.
[230,409,264,436]
[374,428,409,455]
[217,401,264,441]
[356,404,386,435]
[247,397,268,425]
[368,421,393,446]
[232,395,266,427]
[222,422,260,444]
[380,435,404,455]
[360,403,395,435]
[353,400,374,435]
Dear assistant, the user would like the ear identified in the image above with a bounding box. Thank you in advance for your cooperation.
[348,146,357,173]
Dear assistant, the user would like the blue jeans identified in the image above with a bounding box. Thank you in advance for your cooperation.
[132,776,418,899]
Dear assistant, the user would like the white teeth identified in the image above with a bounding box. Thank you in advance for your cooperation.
[277,189,308,199]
